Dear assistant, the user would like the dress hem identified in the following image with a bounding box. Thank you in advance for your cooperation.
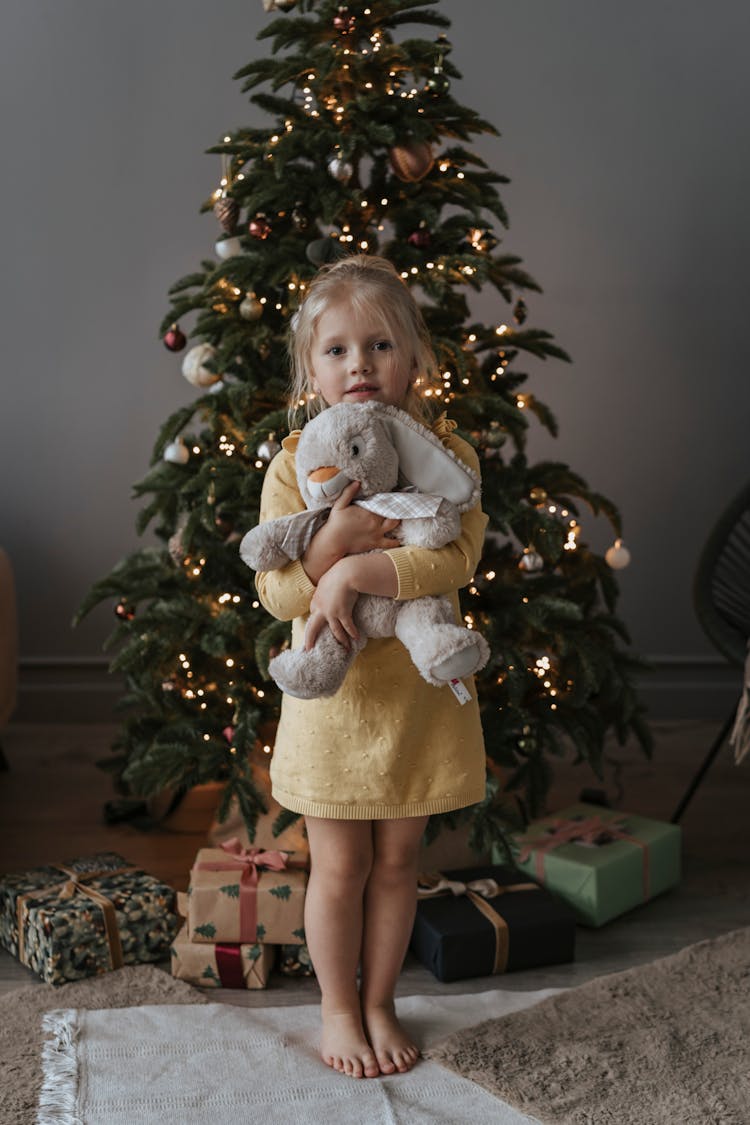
[270,786,486,820]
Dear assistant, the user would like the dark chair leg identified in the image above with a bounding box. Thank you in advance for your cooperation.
[670,706,738,823]
[0,740,8,770]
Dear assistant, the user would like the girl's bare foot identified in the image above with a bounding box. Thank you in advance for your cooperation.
[320,1006,380,1079]
[362,1003,420,1075]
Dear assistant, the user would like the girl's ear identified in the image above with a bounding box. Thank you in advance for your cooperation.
[380,407,480,510]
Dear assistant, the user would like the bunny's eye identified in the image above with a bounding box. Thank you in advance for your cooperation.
[350,433,364,457]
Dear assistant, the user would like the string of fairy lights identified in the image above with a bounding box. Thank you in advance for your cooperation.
[135,6,632,753]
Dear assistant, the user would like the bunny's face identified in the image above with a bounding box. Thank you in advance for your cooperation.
[295,402,400,509]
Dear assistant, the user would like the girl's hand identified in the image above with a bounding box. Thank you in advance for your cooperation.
[301,481,400,584]
[304,558,359,650]
[327,482,401,555]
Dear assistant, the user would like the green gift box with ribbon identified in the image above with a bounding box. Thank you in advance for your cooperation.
[501,803,681,927]
[0,851,179,984]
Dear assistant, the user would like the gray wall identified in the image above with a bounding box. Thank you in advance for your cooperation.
[3,2,749,711]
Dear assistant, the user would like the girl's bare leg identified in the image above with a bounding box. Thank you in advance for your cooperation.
[359,815,428,1075]
[303,816,378,1078]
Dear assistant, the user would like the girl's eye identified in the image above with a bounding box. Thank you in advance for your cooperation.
[327,345,344,356]
[373,340,392,351]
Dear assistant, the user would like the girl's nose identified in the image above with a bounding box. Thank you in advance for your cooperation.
[350,348,370,373]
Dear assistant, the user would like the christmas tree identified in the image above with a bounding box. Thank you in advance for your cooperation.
[76,0,651,848]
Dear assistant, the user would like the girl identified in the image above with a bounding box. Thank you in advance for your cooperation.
[255,255,488,1079]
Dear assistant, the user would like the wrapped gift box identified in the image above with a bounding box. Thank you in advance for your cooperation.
[188,840,307,945]
[504,802,682,927]
[410,864,576,983]
[170,922,275,989]
[0,851,179,985]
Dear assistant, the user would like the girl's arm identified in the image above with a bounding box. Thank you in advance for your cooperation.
[382,433,488,600]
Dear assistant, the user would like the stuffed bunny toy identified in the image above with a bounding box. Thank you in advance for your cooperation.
[240,401,489,699]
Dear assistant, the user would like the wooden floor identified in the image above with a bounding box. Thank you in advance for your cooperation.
[1,719,749,1004]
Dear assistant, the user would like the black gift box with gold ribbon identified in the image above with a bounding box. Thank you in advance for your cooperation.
[410,864,576,982]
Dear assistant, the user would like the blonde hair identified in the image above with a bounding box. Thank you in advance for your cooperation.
[287,254,440,427]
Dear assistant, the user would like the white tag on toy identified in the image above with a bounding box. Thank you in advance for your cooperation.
[448,678,472,705]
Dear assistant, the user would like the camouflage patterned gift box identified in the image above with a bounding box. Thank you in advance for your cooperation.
[170,921,275,989]
[0,851,179,985]
[187,838,307,945]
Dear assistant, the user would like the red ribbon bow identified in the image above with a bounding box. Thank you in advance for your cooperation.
[195,837,289,942]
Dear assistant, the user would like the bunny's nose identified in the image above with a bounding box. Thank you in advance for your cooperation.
[308,465,341,483]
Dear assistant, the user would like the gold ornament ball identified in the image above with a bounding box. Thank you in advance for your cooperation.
[239,292,264,321]
[529,487,548,505]
[389,141,434,183]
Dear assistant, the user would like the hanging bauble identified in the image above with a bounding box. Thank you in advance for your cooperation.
[426,66,450,95]
[215,236,243,260]
[239,292,264,321]
[257,433,281,462]
[291,202,308,231]
[168,513,189,565]
[262,0,296,9]
[529,487,548,505]
[389,141,434,183]
[248,214,272,240]
[163,324,186,352]
[163,437,190,465]
[208,379,226,395]
[213,196,239,234]
[605,539,631,570]
[407,223,431,249]
[182,343,222,387]
[328,155,354,182]
[514,298,528,325]
[333,6,355,32]
[518,549,544,572]
[306,236,347,266]
[114,600,135,621]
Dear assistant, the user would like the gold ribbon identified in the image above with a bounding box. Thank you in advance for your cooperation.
[16,863,134,971]
[417,872,540,974]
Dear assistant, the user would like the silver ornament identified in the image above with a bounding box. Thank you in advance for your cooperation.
[518,549,544,572]
[328,155,353,182]
[163,437,190,465]
[257,434,281,462]
[215,236,243,260]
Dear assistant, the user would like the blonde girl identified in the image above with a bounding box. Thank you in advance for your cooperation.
[255,255,488,1078]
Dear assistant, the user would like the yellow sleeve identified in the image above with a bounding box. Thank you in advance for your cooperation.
[253,449,316,622]
[383,432,489,601]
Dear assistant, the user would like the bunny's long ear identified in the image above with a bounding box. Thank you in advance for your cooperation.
[380,406,480,511]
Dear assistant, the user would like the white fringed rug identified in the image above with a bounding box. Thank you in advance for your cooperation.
[38,988,558,1124]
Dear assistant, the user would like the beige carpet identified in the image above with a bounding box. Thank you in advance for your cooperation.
[0,964,208,1125]
[427,926,750,1125]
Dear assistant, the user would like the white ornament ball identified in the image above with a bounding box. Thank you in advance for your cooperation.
[182,343,221,387]
[519,549,544,572]
[328,156,353,182]
[257,435,281,462]
[605,539,631,569]
[163,437,190,465]
[215,236,243,260]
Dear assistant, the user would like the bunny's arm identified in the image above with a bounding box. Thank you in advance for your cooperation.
[252,449,316,622]
[382,433,489,600]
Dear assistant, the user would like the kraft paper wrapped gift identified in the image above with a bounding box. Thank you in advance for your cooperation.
[410,864,576,983]
[0,851,179,985]
[504,802,682,927]
[187,839,307,944]
[170,921,275,989]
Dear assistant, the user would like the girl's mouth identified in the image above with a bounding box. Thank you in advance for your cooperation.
[346,383,378,395]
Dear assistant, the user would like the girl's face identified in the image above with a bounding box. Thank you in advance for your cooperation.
[308,298,413,409]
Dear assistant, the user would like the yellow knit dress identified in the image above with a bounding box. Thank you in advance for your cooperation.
[255,413,489,820]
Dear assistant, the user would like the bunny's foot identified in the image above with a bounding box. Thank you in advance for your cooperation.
[269,629,364,699]
[394,596,489,687]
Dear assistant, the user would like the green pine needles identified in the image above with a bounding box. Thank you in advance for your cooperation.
[76,0,651,850]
